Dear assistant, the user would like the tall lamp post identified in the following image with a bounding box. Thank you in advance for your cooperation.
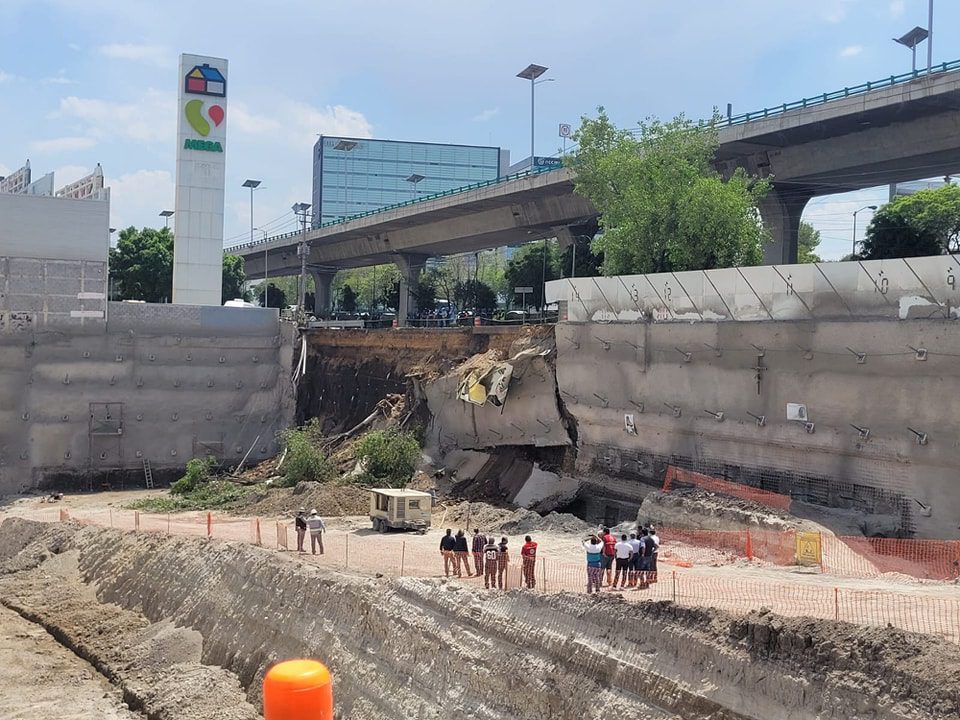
[242,179,262,248]
[292,202,311,320]
[406,173,425,201]
[893,26,929,73]
[852,205,878,258]
[334,139,358,221]
[516,64,551,161]
[159,209,174,229]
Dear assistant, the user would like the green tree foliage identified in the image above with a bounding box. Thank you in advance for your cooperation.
[453,279,497,314]
[110,226,248,303]
[341,284,358,312]
[331,264,401,311]
[109,227,174,302]
[352,428,422,488]
[258,283,288,308]
[861,185,960,260]
[568,108,770,275]
[411,275,437,313]
[280,421,336,486]
[798,221,823,263]
[504,240,560,308]
[558,234,603,278]
[171,457,216,495]
[221,254,248,301]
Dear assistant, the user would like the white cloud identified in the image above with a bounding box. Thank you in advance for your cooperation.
[231,103,282,135]
[283,101,373,147]
[97,43,174,68]
[43,74,75,85]
[106,169,175,231]
[0,163,11,177]
[0,70,15,83]
[54,165,92,187]
[472,107,499,122]
[889,0,905,18]
[55,89,175,144]
[839,45,863,58]
[29,136,97,154]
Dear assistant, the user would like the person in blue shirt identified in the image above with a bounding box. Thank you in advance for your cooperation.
[583,533,604,594]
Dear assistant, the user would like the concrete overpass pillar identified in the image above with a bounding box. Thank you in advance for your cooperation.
[393,253,429,327]
[758,187,813,265]
[308,268,336,318]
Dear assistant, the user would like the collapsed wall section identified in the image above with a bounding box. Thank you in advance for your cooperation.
[555,319,960,538]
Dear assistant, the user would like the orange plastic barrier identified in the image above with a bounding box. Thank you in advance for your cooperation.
[263,659,333,720]
[825,535,960,581]
[662,465,793,512]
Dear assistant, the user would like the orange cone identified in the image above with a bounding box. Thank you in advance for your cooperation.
[263,659,333,719]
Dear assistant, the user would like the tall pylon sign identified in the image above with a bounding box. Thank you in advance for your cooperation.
[172,53,228,305]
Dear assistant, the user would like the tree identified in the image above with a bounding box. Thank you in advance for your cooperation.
[109,227,174,302]
[861,185,960,260]
[798,222,822,263]
[258,284,287,308]
[221,254,247,301]
[453,279,497,314]
[110,226,249,304]
[504,240,560,309]
[568,108,770,275]
[411,276,437,314]
[558,233,603,278]
[341,284,358,312]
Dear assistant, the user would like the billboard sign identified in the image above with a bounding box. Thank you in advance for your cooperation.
[533,156,562,170]
[172,54,228,305]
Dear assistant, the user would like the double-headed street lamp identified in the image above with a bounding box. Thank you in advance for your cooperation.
[852,205,878,257]
[292,202,312,319]
[516,64,554,162]
[406,173,425,201]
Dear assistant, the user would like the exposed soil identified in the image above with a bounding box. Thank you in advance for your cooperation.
[639,488,803,532]
[2,517,958,719]
[226,480,369,517]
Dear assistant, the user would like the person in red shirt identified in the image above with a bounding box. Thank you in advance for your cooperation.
[520,535,538,589]
[601,527,617,586]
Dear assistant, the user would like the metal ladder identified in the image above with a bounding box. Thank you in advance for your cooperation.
[142,458,155,489]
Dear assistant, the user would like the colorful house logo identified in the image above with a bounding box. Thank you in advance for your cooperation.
[184,63,226,97]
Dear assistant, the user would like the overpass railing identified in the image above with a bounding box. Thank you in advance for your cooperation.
[225,165,562,253]
[725,59,960,126]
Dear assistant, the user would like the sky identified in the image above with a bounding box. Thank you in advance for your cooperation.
[1,0,958,260]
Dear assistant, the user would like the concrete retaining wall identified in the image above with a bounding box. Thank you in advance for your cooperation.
[556,319,960,539]
[0,300,294,493]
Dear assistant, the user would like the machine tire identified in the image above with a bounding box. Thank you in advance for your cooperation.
[377,519,388,533]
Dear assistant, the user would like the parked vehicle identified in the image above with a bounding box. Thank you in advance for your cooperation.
[368,488,432,533]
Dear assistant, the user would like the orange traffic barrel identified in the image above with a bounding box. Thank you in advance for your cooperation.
[263,659,333,719]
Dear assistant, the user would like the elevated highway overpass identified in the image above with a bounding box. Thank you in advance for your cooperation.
[232,60,960,318]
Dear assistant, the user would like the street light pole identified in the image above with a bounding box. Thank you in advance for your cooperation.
[242,179,261,248]
[333,139,358,221]
[517,64,548,161]
[292,202,312,321]
[159,209,174,229]
[852,205,878,258]
[927,0,934,74]
[253,227,269,304]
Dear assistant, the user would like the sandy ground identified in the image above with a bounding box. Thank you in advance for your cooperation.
[0,604,139,720]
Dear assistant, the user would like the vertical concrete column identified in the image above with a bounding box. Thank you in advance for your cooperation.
[308,269,336,318]
[393,253,430,327]
[758,187,813,265]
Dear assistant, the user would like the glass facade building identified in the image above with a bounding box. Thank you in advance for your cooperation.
[312,136,506,227]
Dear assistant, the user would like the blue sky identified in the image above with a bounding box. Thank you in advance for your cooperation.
[1,0,957,260]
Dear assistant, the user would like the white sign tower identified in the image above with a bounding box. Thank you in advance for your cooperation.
[172,53,228,305]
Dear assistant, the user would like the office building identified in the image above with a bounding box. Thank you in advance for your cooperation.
[312,136,509,227]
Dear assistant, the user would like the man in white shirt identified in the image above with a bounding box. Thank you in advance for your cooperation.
[649,526,661,582]
[627,532,642,588]
[306,509,326,555]
[612,534,634,589]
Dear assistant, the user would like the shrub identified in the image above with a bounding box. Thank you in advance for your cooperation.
[280,424,336,486]
[171,457,216,495]
[352,428,421,488]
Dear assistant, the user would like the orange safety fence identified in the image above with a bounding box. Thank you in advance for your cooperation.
[10,507,960,643]
[662,465,793,512]
[823,535,960,582]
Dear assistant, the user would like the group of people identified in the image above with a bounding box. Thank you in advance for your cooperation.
[583,525,659,594]
[439,528,539,590]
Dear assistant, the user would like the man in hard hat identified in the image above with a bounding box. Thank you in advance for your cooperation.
[295,508,308,553]
[306,509,326,555]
